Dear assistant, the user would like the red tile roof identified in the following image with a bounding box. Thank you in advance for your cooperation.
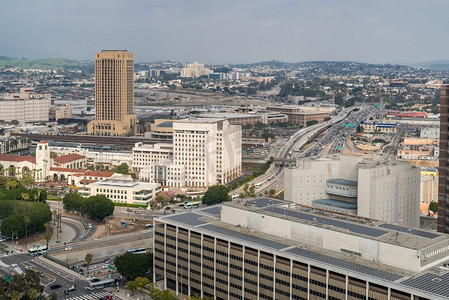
[53,154,85,164]
[83,170,114,177]
[0,154,36,164]
[50,167,87,173]
[80,179,98,184]
[38,141,48,144]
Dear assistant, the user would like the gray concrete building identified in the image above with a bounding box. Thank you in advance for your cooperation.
[284,155,420,227]
[154,198,449,299]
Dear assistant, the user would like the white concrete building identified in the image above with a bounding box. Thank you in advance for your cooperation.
[180,62,212,78]
[173,118,241,187]
[139,161,185,188]
[79,178,161,206]
[132,142,173,171]
[420,127,439,140]
[284,155,420,227]
[0,88,51,124]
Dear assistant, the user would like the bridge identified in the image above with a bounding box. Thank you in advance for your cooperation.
[273,158,297,167]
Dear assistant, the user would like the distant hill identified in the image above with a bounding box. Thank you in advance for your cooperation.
[0,56,92,71]
[416,60,449,71]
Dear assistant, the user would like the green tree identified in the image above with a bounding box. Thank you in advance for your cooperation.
[23,215,31,240]
[429,201,438,214]
[334,93,344,106]
[202,185,229,205]
[115,163,130,174]
[306,120,319,126]
[135,276,150,299]
[115,252,153,281]
[155,192,168,207]
[21,193,30,202]
[44,231,52,249]
[62,192,85,212]
[85,195,114,221]
[268,189,276,197]
[27,288,37,300]
[125,280,139,295]
[85,253,93,277]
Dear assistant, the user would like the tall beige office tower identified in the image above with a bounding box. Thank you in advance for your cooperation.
[87,50,137,136]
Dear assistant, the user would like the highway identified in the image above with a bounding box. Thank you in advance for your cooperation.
[234,106,363,197]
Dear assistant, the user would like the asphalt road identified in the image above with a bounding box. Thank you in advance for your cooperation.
[0,252,101,299]
[49,231,153,253]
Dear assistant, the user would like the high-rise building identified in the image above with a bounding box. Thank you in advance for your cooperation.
[87,50,137,136]
[180,62,212,78]
[154,198,449,299]
[284,155,420,227]
[438,84,449,233]
[173,118,241,187]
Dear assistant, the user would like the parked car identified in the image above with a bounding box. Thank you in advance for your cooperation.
[65,246,73,251]
[50,284,62,290]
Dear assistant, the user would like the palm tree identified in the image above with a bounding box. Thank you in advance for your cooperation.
[27,288,37,300]
[52,210,57,225]
[85,253,93,277]
[11,291,21,300]
[21,193,30,202]
[24,215,31,241]
[44,232,52,250]
[44,222,52,249]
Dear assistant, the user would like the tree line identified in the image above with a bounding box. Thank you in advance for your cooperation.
[62,193,114,221]
[0,201,51,239]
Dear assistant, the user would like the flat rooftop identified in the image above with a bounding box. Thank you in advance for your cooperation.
[174,118,226,124]
[199,113,261,119]
[91,179,159,188]
[158,198,449,299]
[327,178,358,187]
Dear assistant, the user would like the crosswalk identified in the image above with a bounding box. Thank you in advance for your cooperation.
[67,291,113,300]
[0,251,24,258]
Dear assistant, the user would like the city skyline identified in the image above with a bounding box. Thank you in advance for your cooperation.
[1,0,449,65]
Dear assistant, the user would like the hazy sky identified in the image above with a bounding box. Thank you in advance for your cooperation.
[1,0,448,64]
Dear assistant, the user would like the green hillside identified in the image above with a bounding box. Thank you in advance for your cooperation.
[0,56,92,71]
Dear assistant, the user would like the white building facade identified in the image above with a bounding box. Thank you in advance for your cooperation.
[173,119,241,187]
[79,178,161,206]
[284,155,420,227]
[139,161,185,188]
[132,142,173,171]
[180,62,212,78]
[0,88,51,124]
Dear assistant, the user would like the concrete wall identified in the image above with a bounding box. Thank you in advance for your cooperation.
[52,238,152,265]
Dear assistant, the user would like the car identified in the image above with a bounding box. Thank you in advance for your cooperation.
[90,278,101,283]
[88,223,92,228]
[164,206,171,210]
[65,246,73,251]
[104,258,114,264]
[50,284,62,290]
[37,271,44,277]
[85,286,96,291]
[67,285,76,292]
[145,223,153,228]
